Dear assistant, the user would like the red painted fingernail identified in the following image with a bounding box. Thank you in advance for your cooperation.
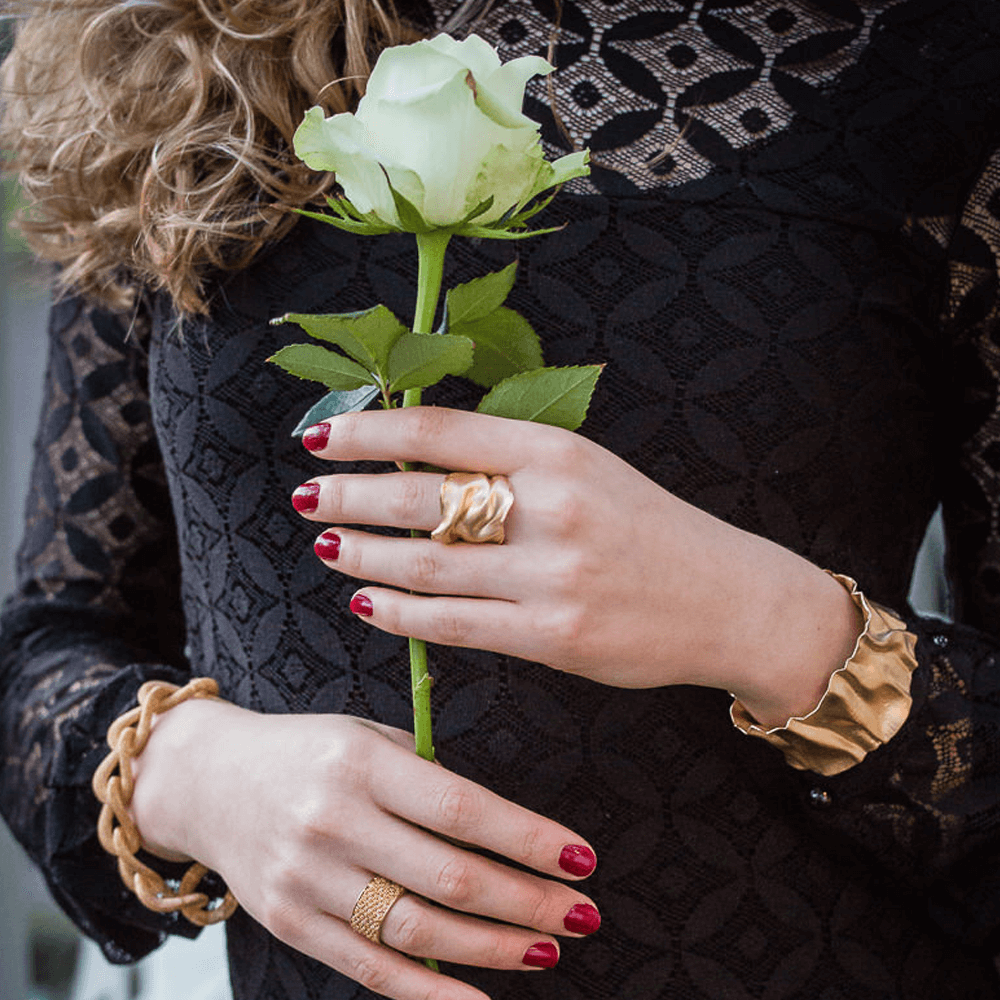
[292,483,320,513]
[314,531,340,561]
[350,593,373,617]
[563,903,601,935]
[559,844,596,876]
[302,422,331,452]
[522,942,559,968]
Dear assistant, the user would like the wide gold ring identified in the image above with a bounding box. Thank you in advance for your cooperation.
[430,472,514,545]
[349,875,406,944]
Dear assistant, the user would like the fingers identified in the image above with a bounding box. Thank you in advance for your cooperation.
[346,812,596,938]
[378,894,562,970]
[314,530,518,600]
[347,590,541,661]
[309,867,567,970]
[293,472,443,531]
[275,907,493,1000]
[367,737,597,885]
[302,406,559,473]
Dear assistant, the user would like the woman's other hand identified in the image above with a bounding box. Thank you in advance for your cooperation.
[129,698,600,1000]
[294,407,862,728]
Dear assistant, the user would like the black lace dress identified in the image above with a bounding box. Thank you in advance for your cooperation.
[3,1,1000,997]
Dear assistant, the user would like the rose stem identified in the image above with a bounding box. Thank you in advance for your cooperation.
[402,229,451,975]
[402,233,450,756]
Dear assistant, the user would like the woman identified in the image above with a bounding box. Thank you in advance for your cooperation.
[1,0,998,997]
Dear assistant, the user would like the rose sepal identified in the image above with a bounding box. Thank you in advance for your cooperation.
[288,205,395,236]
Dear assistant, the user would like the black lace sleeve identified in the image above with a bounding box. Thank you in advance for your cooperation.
[0,289,199,962]
[799,151,1000,955]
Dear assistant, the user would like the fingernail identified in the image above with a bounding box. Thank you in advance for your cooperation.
[292,483,320,513]
[303,422,331,452]
[522,942,558,968]
[563,903,601,935]
[314,531,340,561]
[559,844,596,876]
[350,593,373,617]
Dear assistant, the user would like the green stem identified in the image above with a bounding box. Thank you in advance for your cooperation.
[403,231,451,767]
[404,230,451,976]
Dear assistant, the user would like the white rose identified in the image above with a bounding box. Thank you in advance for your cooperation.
[293,32,589,232]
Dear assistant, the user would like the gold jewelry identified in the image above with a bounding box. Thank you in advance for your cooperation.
[92,678,239,926]
[350,875,407,943]
[730,572,919,776]
[431,472,514,545]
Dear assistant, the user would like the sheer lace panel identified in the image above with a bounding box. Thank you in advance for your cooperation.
[0,291,192,959]
[429,0,906,192]
[944,150,1000,634]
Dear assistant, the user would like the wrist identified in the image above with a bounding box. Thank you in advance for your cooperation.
[129,697,241,864]
[716,543,864,728]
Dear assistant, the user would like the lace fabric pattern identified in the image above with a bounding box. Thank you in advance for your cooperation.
[0,293,196,956]
[2,1,1000,997]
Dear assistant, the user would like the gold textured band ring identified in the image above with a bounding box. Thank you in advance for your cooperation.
[431,472,514,545]
[350,875,407,944]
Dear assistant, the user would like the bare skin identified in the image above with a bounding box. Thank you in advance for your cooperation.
[130,700,600,1000]
[130,406,860,1000]
[297,407,862,727]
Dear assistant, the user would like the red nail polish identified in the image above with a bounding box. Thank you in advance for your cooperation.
[350,593,373,617]
[563,903,601,935]
[559,844,596,876]
[522,943,558,969]
[314,531,340,561]
[302,423,331,452]
[292,483,320,513]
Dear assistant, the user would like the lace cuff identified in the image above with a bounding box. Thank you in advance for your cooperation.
[730,573,919,776]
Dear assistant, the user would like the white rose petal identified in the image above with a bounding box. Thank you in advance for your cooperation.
[292,33,589,234]
[363,41,464,105]
[422,33,501,81]
[292,107,400,225]
[476,55,554,129]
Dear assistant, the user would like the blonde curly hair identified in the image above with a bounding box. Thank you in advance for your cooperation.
[0,0,430,324]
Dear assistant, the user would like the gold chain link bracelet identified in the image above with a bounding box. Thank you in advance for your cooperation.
[91,678,238,926]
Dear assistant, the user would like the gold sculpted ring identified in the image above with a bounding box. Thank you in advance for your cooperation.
[350,875,407,944]
[431,472,514,545]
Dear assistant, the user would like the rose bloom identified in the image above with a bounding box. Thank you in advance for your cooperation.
[293,33,589,232]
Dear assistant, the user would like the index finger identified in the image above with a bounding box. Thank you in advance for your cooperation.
[303,406,550,473]
[370,738,597,880]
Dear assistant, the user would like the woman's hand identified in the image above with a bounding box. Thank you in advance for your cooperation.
[293,407,862,727]
[130,698,600,1000]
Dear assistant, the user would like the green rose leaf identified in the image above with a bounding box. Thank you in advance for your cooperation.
[452,307,543,388]
[267,344,375,391]
[291,386,380,438]
[475,364,604,430]
[387,332,475,393]
[442,261,518,327]
[272,305,407,380]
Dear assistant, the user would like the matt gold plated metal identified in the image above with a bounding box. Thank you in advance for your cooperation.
[350,875,407,943]
[431,472,514,545]
[92,678,239,926]
[730,572,918,776]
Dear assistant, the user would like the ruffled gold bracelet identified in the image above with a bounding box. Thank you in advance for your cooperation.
[730,572,919,776]
[92,678,239,926]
